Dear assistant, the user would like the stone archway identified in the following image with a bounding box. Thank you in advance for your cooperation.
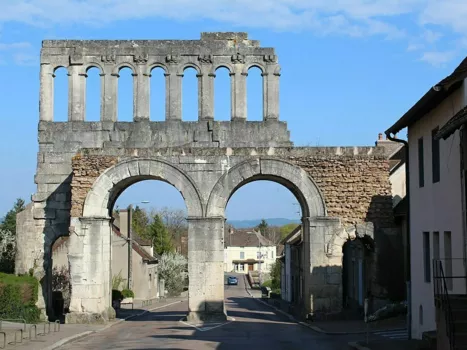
[206,157,327,218]
[66,158,204,323]
[205,157,334,316]
[82,158,204,218]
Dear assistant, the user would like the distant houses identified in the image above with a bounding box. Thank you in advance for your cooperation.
[223,228,276,276]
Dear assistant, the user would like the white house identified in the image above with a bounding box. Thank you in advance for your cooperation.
[386,56,467,340]
[224,229,276,276]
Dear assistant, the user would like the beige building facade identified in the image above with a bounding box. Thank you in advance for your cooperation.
[224,229,276,275]
[386,58,467,339]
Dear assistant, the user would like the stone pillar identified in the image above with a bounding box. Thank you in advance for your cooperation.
[231,67,247,121]
[199,66,214,120]
[134,65,150,120]
[263,66,280,120]
[102,71,118,122]
[166,69,182,121]
[303,216,343,316]
[187,217,226,322]
[68,65,86,121]
[66,217,114,324]
[40,63,54,121]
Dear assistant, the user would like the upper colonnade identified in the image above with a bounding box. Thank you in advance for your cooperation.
[39,32,281,122]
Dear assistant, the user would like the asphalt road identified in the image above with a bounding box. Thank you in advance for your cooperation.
[60,274,362,349]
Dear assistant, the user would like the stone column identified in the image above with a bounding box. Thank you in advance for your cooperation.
[263,65,280,120]
[165,69,182,121]
[199,65,214,120]
[66,217,115,324]
[102,71,118,122]
[68,65,86,121]
[133,65,150,120]
[303,216,343,316]
[231,67,247,121]
[40,63,54,121]
[187,217,226,322]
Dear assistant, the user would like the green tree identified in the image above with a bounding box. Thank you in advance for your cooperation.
[257,219,268,236]
[0,198,25,234]
[270,260,281,291]
[131,206,149,237]
[147,214,174,255]
[279,223,300,240]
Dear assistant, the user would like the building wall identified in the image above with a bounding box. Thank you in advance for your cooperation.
[408,86,467,339]
[111,231,158,300]
[224,245,276,274]
[391,163,406,207]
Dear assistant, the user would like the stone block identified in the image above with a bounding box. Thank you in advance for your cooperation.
[139,160,151,175]
[33,208,55,219]
[326,273,341,285]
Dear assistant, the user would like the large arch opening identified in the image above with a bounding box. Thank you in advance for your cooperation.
[207,158,333,317]
[225,180,301,289]
[65,159,203,322]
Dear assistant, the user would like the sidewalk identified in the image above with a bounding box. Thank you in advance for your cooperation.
[308,315,406,335]
[348,339,430,350]
[0,297,185,350]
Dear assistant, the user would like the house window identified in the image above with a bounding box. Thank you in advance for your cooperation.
[432,127,440,183]
[419,137,425,187]
[239,264,244,271]
[444,231,453,290]
[433,232,440,260]
[240,251,245,259]
[423,232,431,282]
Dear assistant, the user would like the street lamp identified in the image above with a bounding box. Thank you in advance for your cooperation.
[126,200,150,290]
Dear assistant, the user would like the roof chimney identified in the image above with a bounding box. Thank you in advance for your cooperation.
[378,133,383,140]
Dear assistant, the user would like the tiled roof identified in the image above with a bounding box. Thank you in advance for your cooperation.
[224,229,274,248]
[435,105,467,141]
[112,224,158,263]
[386,56,467,135]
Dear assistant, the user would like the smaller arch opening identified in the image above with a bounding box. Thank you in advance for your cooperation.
[150,67,166,121]
[86,67,101,121]
[214,67,231,121]
[182,67,198,121]
[53,67,68,122]
[117,67,134,121]
[247,66,263,121]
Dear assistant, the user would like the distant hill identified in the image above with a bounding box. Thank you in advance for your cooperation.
[226,218,300,229]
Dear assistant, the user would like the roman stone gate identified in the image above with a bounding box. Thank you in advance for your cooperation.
[15,32,396,323]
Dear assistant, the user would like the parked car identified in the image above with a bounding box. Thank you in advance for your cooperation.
[227,276,238,285]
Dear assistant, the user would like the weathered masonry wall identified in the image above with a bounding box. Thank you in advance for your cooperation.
[70,147,393,228]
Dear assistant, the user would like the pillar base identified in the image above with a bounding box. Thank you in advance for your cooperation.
[185,311,227,323]
[65,307,115,324]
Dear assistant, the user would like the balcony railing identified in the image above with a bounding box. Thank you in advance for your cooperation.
[433,258,467,350]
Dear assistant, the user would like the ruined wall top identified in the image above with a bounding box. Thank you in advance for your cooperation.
[39,32,281,124]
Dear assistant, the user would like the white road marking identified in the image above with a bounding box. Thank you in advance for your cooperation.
[179,316,235,332]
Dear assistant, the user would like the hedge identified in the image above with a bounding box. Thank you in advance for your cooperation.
[0,273,40,323]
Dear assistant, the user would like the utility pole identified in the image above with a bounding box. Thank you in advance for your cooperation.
[127,204,133,290]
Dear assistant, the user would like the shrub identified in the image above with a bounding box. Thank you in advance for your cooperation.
[158,252,188,296]
[121,289,134,298]
[0,273,40,323]
[112,289,123,301]
[52,266,71,310]
[261,280,272,288]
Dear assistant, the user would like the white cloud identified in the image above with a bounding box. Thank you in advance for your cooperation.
[0,0,466,66]
[419,51,457,67]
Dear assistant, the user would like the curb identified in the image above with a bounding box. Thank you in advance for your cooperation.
[241,275,403,336]
[43,331,95,350]
[348,341,372,350]
[47,299,185,349]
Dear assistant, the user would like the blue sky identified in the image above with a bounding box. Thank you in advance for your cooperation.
[1,0,466,219]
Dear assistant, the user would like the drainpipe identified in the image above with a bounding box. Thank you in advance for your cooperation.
[385,131,411,340]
